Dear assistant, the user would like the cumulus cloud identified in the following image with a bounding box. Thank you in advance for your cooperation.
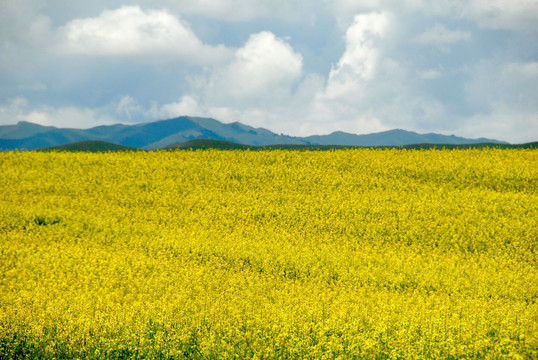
[199,31,303,104]
[308,12,457,136]
[57,6,232,64]
[334,12,389,78]
[324,12,389,101]
[314,12,399,135]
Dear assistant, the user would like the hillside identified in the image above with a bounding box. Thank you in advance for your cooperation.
[41,140,139,152]
[303,129,503,147]
[0,117,511,151]
[167,139,537,151]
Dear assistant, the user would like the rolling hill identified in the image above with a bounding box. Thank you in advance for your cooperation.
[0,116,510,151]
[166,139,537,151]
[41,141,139,152]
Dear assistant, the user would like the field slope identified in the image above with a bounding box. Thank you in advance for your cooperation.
[0,149,537,359]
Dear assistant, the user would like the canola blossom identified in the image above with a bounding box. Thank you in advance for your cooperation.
[0,148,537,359]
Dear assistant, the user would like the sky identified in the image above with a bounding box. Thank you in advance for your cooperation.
[1,0,537,143]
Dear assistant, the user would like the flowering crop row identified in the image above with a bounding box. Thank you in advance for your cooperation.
[0,149,537,359]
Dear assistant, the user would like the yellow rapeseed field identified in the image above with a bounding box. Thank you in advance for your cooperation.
[0,148,537,359]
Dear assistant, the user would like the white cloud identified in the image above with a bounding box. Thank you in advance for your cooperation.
[148,95,200,119]
[310,12,456,136]
[200,31,303,104]
[323,12,389,103]
[415,24,471,47]
[116,95,144,120]
[115,94,201,121]
[333,12,389,79]
[0,97,116,129]
[292,12,408,136]
[57,6,232,64]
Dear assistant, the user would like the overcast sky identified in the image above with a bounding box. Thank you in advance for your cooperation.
[1,0,537,143]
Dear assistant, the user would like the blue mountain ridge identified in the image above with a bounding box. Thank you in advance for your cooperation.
[0,117,508,151]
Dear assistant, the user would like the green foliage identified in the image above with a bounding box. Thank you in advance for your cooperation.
[41,141,139,152]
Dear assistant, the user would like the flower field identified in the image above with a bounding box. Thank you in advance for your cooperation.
[0,148,537,359]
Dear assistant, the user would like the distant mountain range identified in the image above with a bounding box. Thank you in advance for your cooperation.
[0,117,510,151]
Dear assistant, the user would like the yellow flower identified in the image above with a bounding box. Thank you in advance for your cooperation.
[0,148,536,358]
